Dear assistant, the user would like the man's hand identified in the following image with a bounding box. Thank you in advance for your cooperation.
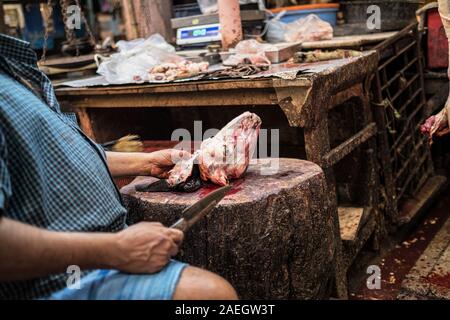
[112,222,184,274]
[106,149,191,178]
[0,218,184,281]
[146,149,190,179]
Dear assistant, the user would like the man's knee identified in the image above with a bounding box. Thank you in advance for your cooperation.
[174,266,238,300]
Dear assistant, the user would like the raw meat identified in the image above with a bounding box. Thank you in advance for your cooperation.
[206,64,269,79]
[421,107,450,143]
[197,112,262,186]
[148,61,209,82]
[140,112,262,192]
[223,40,275,67]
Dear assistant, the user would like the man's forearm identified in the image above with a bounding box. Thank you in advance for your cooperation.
[0,217,118,282]
[106,152,151,177]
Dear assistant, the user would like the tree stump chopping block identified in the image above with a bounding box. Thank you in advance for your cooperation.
[121,159,336,299]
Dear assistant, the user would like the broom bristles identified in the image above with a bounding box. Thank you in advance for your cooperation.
[111,135,144,152]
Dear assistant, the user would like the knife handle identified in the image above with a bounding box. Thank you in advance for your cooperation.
[170,218,189,232]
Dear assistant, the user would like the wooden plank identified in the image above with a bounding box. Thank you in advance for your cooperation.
[76,108,96,140]
[133,0,173,41]
[0,5,6,34]
[338,207,364,242]
[62,90,279,109]
[322,123,378,168]
[342,211,378,268]
[38,54,95,68]
[55,78,278,96]
[121,0,138,40]
[328,84,364,110]
[301,32,397,50]
[39,63,97,76]
[398,175,447,225]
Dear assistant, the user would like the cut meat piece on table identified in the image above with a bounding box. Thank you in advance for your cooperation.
[222,40,274,67]
[148,60,209,82]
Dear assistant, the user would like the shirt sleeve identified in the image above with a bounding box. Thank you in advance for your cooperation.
[0,127,12,216]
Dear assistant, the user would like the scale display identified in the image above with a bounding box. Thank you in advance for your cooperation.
[177,23,221,45]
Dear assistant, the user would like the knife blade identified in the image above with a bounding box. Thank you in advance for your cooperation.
[170,185,232,232]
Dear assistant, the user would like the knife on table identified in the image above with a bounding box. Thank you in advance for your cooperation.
[170,185,231,232]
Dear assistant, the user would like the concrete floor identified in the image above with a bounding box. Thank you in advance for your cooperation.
[348,186,450,300]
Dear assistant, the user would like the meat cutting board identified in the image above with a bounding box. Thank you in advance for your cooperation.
[121,158,336,299]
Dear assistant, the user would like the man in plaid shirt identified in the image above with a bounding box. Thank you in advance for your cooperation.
[0,34,237,300]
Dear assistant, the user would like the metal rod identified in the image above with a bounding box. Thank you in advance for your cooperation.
[378,41,417,71]
[380,58,419,92]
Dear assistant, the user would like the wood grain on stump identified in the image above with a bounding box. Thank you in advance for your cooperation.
[121,158,336,299]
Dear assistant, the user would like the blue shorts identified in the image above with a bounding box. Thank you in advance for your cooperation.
[49,260,188,300]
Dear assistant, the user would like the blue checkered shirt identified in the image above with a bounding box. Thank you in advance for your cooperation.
[0,34,127,299]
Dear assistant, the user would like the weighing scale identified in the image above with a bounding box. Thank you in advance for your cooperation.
[176,23,221,46]
[171,10,266,47]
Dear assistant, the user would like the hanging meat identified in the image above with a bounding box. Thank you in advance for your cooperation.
[136,112,262,193]
[421,0,450,144]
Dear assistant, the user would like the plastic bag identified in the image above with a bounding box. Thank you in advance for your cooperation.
[222,39,275,66]
[197,0,217,14]
[96,34,183,84]
[267,13,333,43]
[284,14,333,43]
[235,39,276,54]
[266,11,287,43]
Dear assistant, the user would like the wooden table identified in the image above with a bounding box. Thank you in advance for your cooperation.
[55,52,380,297]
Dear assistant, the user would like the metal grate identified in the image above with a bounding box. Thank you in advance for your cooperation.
[371,24,434,222]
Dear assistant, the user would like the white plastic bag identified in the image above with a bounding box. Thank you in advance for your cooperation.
[222,39,275,66]
[267,13,333,43]
[197,0,218,14]
[96,34,183,84]
[234,39,276,54]
[285,14,333,43]
[266,11,288,43]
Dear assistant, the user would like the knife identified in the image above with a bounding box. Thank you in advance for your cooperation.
[170,185,232,232]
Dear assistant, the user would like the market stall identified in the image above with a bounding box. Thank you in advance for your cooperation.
[55,48,381,297]
[3,0,450,302]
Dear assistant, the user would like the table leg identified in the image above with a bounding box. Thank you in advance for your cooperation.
[360,84,386,249]
[304,114,348,299]
[76,108,97,141]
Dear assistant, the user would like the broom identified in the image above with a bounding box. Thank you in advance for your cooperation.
[101,134,144,152]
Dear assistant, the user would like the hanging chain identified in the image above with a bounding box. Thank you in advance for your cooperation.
[74,0,96,47]
[40,0,54,62]
[59,0,78,55]
[41,0,98,59]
